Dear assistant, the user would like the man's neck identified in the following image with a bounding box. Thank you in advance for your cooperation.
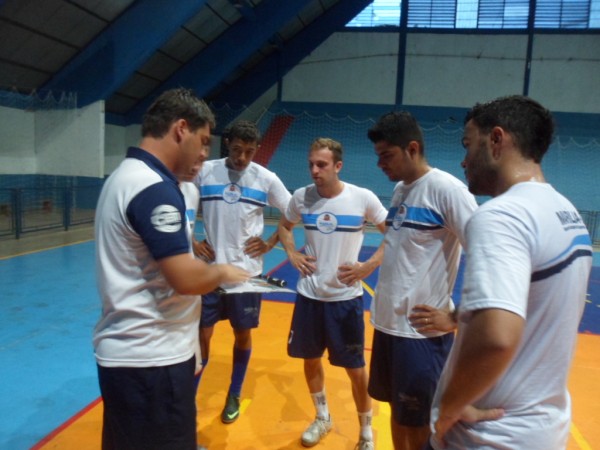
[494,159,545,197]
[138,137,175,173]
[404,163,431,185]
[317,179,344,199]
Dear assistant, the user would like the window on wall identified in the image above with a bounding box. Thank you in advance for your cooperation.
[346,0,600,29]
[346,0,402,27]
[535,0,596,28]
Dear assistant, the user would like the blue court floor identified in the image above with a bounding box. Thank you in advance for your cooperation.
[0,224,598,449]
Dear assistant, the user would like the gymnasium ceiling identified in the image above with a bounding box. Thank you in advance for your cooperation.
[0,0,372,124]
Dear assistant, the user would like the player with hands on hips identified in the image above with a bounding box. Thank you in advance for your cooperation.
[278,138,387,450]
[193,120,291,425]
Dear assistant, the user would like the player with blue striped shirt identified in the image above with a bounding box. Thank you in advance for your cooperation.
[279,138,387,450]
[193,120,291,424]
[430,96,593,449]
[367,111,478,450]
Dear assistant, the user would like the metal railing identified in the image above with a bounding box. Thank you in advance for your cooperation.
[0,185,102,239]
[1,187,599,246]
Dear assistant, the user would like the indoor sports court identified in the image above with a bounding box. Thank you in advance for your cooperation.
[1,223,599,449]
[1,1,599,449]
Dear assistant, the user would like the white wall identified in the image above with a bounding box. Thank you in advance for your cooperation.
[404,34,528,107]
[283,32,399,105]
[36,101,105,177]
[281,31,600,114]
[2,30,598,177]
[529,34,600,113]
[0,105,36,173]
[104,123,141,175]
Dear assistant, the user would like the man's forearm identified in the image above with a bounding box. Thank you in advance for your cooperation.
[277,222,296,255]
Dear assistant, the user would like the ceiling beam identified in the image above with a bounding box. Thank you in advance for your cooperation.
[209,0,373,108]
[124,0,315,124]
[229,0,255,19]
[41,0,207,106]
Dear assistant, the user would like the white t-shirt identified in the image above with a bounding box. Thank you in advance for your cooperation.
[431,182,593,449]
[94,148,201,368]
[370,168,477,338]
[180,181,202,373]
[180,181,200,251]
[197,159,291,278]
[285,182,387,301]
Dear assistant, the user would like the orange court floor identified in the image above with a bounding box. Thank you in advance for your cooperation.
[35,300,600,450]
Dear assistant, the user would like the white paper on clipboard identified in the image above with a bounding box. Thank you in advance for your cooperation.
[219,277,295,294]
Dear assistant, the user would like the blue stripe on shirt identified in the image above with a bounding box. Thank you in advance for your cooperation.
[302,213,364,232]
[200,184,268,206]
[531,248,593,282]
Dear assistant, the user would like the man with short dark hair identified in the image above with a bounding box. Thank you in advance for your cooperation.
[94,88,249,450]
[193,120,291,424]
[430,95,593,449]
[366,111,478,450]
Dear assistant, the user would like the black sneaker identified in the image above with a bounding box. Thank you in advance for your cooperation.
[220,392,240,424]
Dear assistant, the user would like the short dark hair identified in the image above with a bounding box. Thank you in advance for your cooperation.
[367,111,425,152]
[465,95,554,163]
[227,120,261,144]
[310,137,343,163]
[141,88,215,138]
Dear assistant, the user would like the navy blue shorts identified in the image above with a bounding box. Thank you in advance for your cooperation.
[368,330,453,427]
[200,290,261,330]
[97,356,197,450]
[287,294,365,369]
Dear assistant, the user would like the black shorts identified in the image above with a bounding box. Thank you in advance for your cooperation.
[287,294,365,369]
[200,290,262,330]
[368,330,453,427]
[97,357,197,450]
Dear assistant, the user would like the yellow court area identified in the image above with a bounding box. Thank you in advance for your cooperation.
[37,300,599,450]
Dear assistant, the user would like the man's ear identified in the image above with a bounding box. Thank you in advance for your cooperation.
[407,140,422,159]
[490,126,503,159]
[173,119,188,143]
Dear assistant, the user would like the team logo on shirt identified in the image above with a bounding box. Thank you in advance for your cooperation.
[392,203,407,230]
[316,212,337,234]
[151,205,182,232]
[223,183,242,204]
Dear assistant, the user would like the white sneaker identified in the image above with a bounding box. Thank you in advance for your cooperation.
[355,438,374,450]
[301,415,332,447]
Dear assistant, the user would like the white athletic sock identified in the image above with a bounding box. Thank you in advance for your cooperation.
[310,390,329,420]
[358,410,373,441]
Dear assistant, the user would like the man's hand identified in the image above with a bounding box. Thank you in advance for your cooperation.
[288,251,317,277]
[244,236,271,258]
[409,304,457,333]
[336,262,373,286]
[434,405,504,447]
[193,239,215,262]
